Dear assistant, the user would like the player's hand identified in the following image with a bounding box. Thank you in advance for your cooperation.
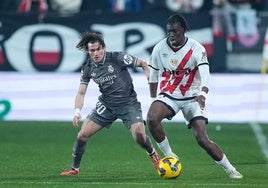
[194,95,206,110]
[72,109,81,127]
[73,115,81,127]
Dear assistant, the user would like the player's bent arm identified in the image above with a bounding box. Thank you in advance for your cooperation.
[196,64,210,109]
[75,84,88,109]
[198,64,210,95]
[148,64,159,99]
[136,58,150,81]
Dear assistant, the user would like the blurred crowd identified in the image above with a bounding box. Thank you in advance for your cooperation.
[0,0,267,16]
[0,0,266,42]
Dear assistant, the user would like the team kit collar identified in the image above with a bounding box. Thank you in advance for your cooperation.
[167,37,188,52]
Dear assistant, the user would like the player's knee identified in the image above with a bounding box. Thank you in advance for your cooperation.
[77,131,90,142]
[133,130,144,141]
[146,112,160,128]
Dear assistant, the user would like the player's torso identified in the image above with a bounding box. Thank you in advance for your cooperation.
[155,38,201,98]
[84,52,137,105]
[89,60,120,89]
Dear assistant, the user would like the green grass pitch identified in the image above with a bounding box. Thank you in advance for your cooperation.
[0,121,267,188]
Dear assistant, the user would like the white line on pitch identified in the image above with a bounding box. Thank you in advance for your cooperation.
[0,181,266,187]
[250,122,268,161]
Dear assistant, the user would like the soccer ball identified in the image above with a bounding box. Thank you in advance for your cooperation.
[157,156,182,179]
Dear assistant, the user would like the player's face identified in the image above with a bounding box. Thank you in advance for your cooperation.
[167,23,185,47]
[87,42,105,63]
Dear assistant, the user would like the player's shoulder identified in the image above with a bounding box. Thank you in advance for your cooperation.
[107,51,123,56]
[187,38,204,47]
[82,59,91,68]
[80,59,93,77]
[106,51,131,66]
[106,51,124,60]
[186,38,206,50]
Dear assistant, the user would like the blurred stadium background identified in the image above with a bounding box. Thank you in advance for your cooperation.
[0,0,268,122]
[0,1,268,187]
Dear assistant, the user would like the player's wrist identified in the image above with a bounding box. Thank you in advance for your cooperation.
[199,91,207,99]
[74,108,81,117]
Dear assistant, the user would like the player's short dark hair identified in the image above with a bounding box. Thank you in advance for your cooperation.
[76,31,105,52]
[167,14,190,32]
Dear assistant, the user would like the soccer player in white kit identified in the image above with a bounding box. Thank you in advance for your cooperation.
[146,14,243,179]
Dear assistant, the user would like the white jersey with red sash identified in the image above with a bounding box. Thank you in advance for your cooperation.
[149,37,210,99]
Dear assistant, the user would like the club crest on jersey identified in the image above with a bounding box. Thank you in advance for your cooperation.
[108,65,114,73]
[123,54,133,65]
[170,59,178,66]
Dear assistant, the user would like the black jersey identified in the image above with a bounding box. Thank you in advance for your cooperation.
[80,51,139,107]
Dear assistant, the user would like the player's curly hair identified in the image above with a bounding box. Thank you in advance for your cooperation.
[167,14,190,32]
[76,31,105,52]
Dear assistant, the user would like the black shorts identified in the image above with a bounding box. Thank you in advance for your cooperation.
[87,100,144,129]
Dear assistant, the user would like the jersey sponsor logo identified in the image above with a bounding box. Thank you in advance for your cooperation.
[162,68,191,77]
[123,54,133,65]
[94,75,117,85]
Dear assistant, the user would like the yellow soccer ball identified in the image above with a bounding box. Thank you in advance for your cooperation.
[157,156,182,179]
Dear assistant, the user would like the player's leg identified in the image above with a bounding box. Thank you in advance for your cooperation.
[121,101,161,169]
[191,119,243,179]
[184,98,243,179]
[130,122,153,152]
[60,118,103,176]
[61,101,116,176]
[129,121,161,169]
[146,100,178,158]
[191,119,224,160]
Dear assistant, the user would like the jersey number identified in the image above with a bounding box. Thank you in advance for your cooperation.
[96,102,106,115]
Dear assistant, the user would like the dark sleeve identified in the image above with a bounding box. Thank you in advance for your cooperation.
[80,62,90,85]
[116,52,138,67]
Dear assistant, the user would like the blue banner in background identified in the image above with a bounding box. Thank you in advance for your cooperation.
[0,11,266,73]
[0,11,226,72]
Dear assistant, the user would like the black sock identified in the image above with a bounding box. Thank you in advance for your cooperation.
[141,136,154,154]
[72,138,87,169]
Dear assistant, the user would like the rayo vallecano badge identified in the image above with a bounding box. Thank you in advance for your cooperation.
[170,58,178,66]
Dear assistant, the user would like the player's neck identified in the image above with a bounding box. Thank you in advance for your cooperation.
[170,37,187,51]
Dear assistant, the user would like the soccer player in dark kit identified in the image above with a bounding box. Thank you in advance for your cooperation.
[60,31,160,176]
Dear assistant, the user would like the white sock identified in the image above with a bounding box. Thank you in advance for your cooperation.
[157,136,176,157]
[215,154,236,173]
[72,167,79,171]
